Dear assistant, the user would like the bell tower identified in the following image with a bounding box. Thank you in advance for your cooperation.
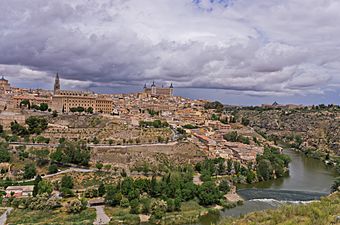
[54,73,60,95]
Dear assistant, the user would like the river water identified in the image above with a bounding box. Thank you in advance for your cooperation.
[199,149,338,224]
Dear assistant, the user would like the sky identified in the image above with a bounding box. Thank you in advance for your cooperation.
[0,0,339,105]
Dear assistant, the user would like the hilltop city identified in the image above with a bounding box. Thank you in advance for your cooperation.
[0,74,338,224]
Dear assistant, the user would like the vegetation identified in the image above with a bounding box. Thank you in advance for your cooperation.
[139,120,169,128]
[223,131,250,144]
[0,142,11,163]
[6,208,96,225]
[50,140,90,166]
[204,101,224,110]
[256,146,291,181]
[25,116,48,135]
[221,192,340,225]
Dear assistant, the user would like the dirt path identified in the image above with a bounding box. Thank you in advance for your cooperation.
[0,208,13,225]
[93,206,110,225]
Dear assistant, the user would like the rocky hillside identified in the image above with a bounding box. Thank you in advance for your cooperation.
[231,108,339,157]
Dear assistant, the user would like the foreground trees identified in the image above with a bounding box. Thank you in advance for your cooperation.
[50,141,90,166]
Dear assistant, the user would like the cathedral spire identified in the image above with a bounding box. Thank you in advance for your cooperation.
[54,73,60,95]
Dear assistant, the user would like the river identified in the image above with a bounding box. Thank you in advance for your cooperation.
[199,149,338,224]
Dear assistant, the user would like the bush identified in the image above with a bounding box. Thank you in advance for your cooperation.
[48,164,58,174]
[61,175,74,189]
[66,199,87,214]
[23,163,36,179]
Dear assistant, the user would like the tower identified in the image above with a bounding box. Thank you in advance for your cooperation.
[169,83,174,96]
[151,81,156,95]
[54,73,60,95]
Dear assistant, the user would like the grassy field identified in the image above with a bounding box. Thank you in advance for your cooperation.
[105,206,140,224]
[105,200,208,225]
[6,208,96,225]
[221,192,340,225]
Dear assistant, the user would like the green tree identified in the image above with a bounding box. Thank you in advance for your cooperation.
[39,103,49,111]
[86,107,94,114]
[25,116,48,134]
[10,121,29,137]
[257,159,273,181]
[98,182,106,197]
[48,164,58,174]
[218,179,230,194]
[23,163,36,179]
[38,180,53,195]
[33,175,42,197]
[61,175,74,189]
[197,181,222,206]
[96,162,103,170]
[0,142,11,163]
[130,199,140,214]
[223,131,238,142]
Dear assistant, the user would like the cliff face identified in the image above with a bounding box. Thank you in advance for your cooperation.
[234,109,339,156]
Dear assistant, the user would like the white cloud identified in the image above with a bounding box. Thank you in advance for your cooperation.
[0,0,339,97]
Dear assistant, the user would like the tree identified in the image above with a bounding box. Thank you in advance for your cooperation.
[48,164,58,174]
[23,163,36,179]
[52,110,58,117]
[25,116,48,135]
[39,103,49,111]
[61,175,74,189]
[227,159,233,174]
[10,121,29,137]
[331,177,340,193]
[66,199,87,214]
[241,117,250,126]
[33,175,42,197]
[38,180,53,195]
[246,170,256,183]
[105,185,122,207]
[197,181,222,206]
[218,179,230,194]
[98,182,106,197]
[130,199,140,214]
[257,159,273,181]
[0,142,11,163]
[20,99,30,109]
[96,162,103,170]
[0,124,3,134]
[86,107,94,114]
[223,131,238,142]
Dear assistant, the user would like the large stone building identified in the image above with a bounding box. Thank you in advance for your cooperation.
[0,76,11,94]
[143,81,173,97]
[51,74,114,114]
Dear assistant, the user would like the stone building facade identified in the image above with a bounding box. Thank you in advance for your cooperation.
[143,81,173,97]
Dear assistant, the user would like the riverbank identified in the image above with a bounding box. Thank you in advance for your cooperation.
[219,192,340,225]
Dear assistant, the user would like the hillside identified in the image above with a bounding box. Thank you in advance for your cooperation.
[230,107,339,158]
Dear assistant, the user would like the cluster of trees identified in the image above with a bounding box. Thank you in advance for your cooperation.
[139,120,169,128]
[50,141,90,166]
[0,142,11,163]
[31,103,49,112]
[20,100,50,112]
[104,169,229,219]
[146,109,160,116]
[182,124,198,129]
[204,101,224,111]
[10,116,48,138]
[223,131,250,144]
[26,116,48,135]
[69,106,94,114]
[256,146,291,181]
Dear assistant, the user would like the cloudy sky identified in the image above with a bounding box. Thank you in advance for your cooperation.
[0,0,339,105]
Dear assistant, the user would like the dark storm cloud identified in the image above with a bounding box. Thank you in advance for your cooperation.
[0,0,339,97]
